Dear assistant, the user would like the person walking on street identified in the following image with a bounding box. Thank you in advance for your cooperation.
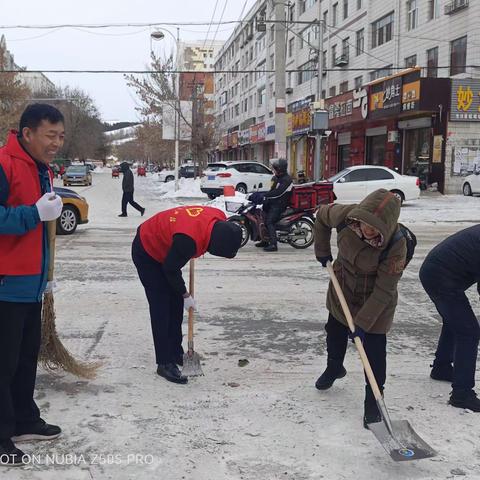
[132,206,242,384]
[419,225,480,412]
[0,104,64,466]
[118,162,145,217]
[314,189,407,428]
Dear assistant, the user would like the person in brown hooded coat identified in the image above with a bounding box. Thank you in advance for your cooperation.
[314,188,407,428]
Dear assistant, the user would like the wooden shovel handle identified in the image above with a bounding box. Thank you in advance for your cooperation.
[326,261,384,402]
[47,220,56,281]
[187,259,195,343]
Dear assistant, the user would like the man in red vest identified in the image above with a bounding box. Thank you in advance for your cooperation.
[132,206,242,384]
[0,104,64,466]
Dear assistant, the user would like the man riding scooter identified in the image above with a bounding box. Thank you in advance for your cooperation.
[253,158,293,252]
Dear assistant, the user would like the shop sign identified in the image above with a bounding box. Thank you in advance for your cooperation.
[267,124,275,135]
[327,88,368,126]
[370,76,402,118]
[230,131,239,148]
[432,135,443,164]
[328,98,353,120]
[402,80,421,112]
[353,88,368,119]
[288,99,311,135]
[250,124,258,143]
[219,134,228,150]
[451,79,480,122]
[256,122,266,142]
[286,113,293,136]
[239,129,250,146]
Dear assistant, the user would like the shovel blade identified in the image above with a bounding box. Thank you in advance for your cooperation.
[368,420,436,462]
[182,351,204,377]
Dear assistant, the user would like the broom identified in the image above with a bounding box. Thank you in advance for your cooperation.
[39,219,99,379]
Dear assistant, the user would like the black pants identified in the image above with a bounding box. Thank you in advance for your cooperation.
[325,314,387,399]
[131,234,184,365]
[265,205,283,247]
[121,191,143,215]
[420,262,480,392]
[0,301,42,441]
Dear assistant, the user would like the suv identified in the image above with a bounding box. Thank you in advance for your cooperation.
[200,161,273,199]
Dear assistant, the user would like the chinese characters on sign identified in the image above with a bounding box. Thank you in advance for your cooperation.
[328,99,353,120]
[451,79,480,122]
[402,80,420,112]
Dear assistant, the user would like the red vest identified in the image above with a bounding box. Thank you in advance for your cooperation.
[0,131,51,275]
[140,206,227,263]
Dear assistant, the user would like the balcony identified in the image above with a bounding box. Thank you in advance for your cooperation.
[444,0,469,15]
[334,53,349,67]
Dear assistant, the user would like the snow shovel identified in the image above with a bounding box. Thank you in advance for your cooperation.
[326,261,436,462]
[182,259,204,377]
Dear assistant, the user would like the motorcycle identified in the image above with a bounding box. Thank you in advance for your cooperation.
[226,200,316,249]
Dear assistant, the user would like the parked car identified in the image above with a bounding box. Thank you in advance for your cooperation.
[328,165,420,205]
[63,165,92,186]
[461,171,480,196]
[200,161,274,199]
[54,187,89,235]
[157,164,201,182]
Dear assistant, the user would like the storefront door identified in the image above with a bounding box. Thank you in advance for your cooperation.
[366,135,387,165]
[403,128,431,178]
[338,145,351,171]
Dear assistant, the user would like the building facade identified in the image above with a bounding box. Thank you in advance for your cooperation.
[213,0,480,192]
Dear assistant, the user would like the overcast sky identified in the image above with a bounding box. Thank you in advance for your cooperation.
[1,0,257,123]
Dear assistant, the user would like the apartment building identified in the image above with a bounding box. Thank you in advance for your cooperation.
[178,40,225,72]
[214,0,480,193]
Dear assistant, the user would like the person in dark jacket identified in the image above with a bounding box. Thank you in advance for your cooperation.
[118,162,145,217]
[419,225,480,412]
[254,158,293,252]
[132,206,242,384]
[314,189,407,428]
[0,104,64,466]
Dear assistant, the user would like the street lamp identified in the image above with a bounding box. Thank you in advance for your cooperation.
[151,28,181,191]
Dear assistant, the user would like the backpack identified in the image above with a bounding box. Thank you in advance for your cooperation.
[336,222,416,268]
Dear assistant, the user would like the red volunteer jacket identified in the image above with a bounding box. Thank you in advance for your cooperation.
[139,206,227,263]
[0,131,51,275]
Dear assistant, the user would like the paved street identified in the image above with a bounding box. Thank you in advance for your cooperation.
[8,172,480,480]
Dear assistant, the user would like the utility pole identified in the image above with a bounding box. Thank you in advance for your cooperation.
[313,2,325,181]
[174,27,180,191]
[274,0,287,160]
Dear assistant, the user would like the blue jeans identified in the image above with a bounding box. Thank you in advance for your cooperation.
[420,263,480,392]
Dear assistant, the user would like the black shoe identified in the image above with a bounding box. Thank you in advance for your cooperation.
[174,355,184,367]
[449,389,480,412]
[255,241,269,248]
[12,420,62,442]
[140,208,146,217]
[363,404,382,429]
[263,244,278,252]
[430,362,453,382]
[0,439,25,467]
[118,213,127,217]
[157,363,188,384]
[315,365,347,390]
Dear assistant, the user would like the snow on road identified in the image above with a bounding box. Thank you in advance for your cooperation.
[6,173,480,480]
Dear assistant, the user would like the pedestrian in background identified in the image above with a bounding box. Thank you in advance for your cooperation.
[118,162,145,217]
[420,225,480,412]
[0,104,64,466]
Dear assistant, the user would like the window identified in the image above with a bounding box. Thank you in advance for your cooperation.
[405,54,417,68]
[329,85,336,97]
[322,50,327,73]
[270,25,275,42]
[298,59,317,84]
[331,45,337,67]
[332,3,338,26]
[367,168,394,180]
[407,0,418,31]
[235,104,240,116]
[321,89,326,99]
[258,87,266,106]
[299,0,306,15]
[289,37,294,57]
[340,81,349,93]
[342,37,350,58]
[426,47,438,78]
[270,54,275,70]
[450,36,467,76]
[357,0,362,9]
[356,29,364,56]
[343,0,348,19]
[344,169,368,182]
[354,75,363,89]
[306,0,317,9]
[323,10,328,28]
[428,0,439,20]
[371,12,394,48]
[369,65,392,81]
[288,3,295,21]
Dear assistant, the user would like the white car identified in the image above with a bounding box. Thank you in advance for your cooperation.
[200,161,273,199]
[328,165,420,205]
[461,172,480,196]
[158,168,176,183]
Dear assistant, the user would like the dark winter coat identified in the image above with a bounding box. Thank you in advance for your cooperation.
[263,172,293,211]
[120,162,134,193]
[314,189,407,334]
[420,224,480,294]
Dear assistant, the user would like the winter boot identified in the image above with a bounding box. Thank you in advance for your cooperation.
[315,362,347,390]
[363,385,382,429]
[430,361,453,382]
[449,389,480,412]
[255,240,269,248]
[263,243,278,252]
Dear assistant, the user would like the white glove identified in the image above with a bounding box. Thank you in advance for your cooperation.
[44,280,57,294]
[35,193,63,221]
[183,294,196,312]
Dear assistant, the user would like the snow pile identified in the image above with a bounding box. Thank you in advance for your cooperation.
[207,192,249,216]
[155,177,208,198]
[93,167,105,174]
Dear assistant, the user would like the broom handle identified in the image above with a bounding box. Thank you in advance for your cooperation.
[47,220,56,282]
[326,261,383,402]
[187,259,195,344]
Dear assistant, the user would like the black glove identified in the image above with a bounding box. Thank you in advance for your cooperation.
[348,325,365,343]
[249,192,265,205]
[316,255,333,267]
